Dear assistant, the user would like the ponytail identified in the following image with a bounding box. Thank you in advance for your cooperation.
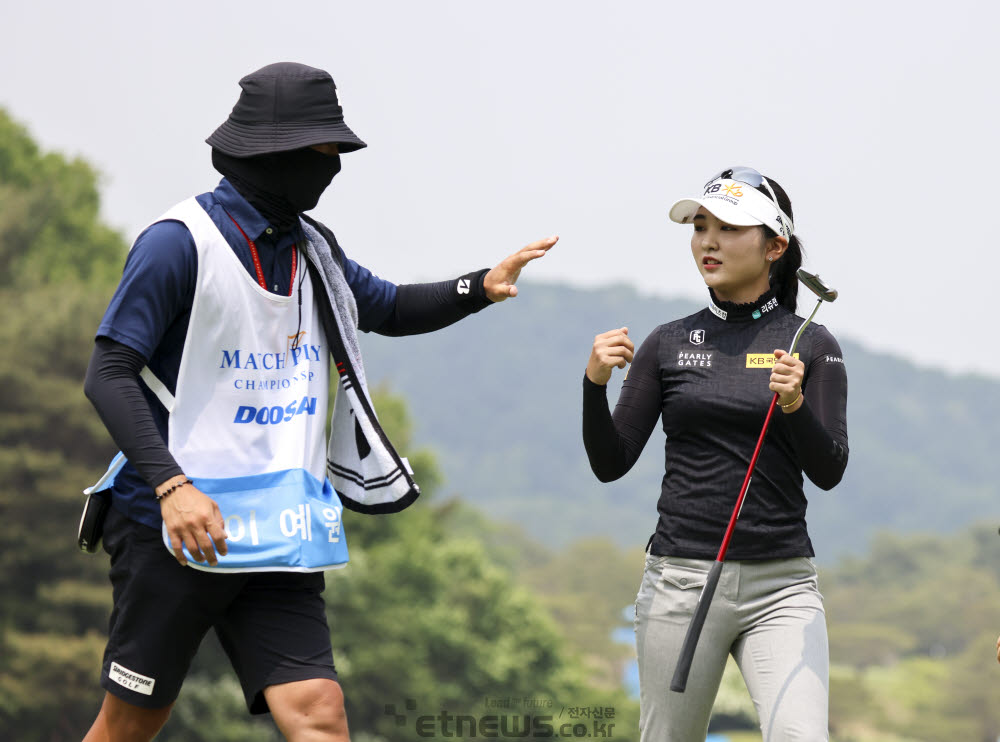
[756,177,804,312]
[769,233,803,311]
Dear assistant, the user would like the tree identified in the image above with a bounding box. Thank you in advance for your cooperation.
[0,108,125,737]
[0,108,123,289]
[821,527,1000,740]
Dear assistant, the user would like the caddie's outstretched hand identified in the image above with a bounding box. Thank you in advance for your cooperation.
[158,477,229,566]
[484,235,558,302]
[586,327,634,386]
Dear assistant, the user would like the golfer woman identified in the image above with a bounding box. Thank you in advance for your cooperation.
[583,168,848,741]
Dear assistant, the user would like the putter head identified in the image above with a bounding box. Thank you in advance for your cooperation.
[796,269,838,302]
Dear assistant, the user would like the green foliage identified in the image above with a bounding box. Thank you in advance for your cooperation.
[0,628,107,739]
[158,677,281,742]
[511,538,644,686]
[0,109,126,737]
[828,623,917,668]
[434,503,644,690]
[0,108,125,288]
[822,525,1000,741]
[942,631,1000,742]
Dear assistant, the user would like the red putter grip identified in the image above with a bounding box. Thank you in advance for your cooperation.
[670,560,724,693]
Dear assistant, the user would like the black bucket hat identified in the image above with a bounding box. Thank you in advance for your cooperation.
[206,62,367,157]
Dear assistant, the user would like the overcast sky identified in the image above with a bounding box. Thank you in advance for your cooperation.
[4,1,997,377]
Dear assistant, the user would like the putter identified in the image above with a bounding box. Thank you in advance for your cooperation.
[669,268,838,693]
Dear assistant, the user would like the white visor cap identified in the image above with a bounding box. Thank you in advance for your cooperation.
[669,178,793,239]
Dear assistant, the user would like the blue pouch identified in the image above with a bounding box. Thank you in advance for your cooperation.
[162,468,350,573]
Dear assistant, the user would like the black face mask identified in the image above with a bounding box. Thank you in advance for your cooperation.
[212,147,342,232]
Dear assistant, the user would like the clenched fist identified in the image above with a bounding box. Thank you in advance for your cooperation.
[586,327,635,386]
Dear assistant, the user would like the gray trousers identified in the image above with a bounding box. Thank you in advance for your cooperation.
[634,554,829,742]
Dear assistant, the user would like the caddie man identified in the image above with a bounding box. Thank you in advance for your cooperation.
[81,61,557,741]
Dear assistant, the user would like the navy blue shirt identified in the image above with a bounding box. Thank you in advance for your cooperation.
[97,179,398,526]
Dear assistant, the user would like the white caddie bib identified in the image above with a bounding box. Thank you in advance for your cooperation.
[148,198,348,572]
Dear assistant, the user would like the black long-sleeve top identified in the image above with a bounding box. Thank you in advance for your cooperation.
[583,289,848,560]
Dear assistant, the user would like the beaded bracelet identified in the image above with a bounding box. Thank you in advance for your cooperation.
[156,478,193,501]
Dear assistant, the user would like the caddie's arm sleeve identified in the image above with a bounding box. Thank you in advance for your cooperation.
[84,337,183,489]
[783,327,849,490]
[373,268,493,336]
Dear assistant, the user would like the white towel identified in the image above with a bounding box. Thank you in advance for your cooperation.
[299,218,420,514]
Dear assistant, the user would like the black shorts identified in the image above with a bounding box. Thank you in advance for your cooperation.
[99,507,338,713]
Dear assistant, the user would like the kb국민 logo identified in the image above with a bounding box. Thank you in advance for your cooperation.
[702,181,741,207]
[746,352,799,368]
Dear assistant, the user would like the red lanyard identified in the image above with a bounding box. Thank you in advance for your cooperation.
[227,214,297,295]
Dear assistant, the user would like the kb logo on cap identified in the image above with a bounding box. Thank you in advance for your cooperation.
[703,182,742,198]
